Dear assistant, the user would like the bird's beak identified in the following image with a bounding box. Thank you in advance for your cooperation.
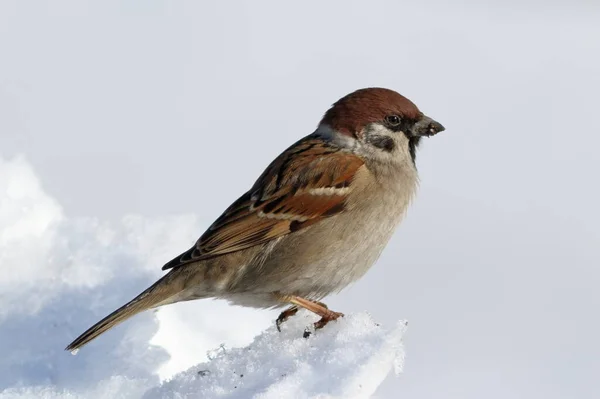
[410,115,445,137]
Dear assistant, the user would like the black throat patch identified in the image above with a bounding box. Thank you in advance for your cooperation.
[408,136,421,165]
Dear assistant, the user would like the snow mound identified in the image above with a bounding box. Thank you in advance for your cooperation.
[0,312,405,399]
[146,312,406,399]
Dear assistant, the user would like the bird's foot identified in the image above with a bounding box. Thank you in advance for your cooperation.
[277,294,345,333]
[276,306,299,332]
[313,310,344,330]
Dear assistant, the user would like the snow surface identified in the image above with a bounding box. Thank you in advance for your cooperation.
[1,313,405,399]
[146,312,406,399]
[0,156,406,398]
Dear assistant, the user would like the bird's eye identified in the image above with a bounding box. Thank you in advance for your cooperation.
[385,115,401,127]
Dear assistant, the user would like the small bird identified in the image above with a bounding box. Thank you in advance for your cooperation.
[66,87,445,352]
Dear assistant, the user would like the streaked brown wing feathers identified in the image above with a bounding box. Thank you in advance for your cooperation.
[162,138,364,270]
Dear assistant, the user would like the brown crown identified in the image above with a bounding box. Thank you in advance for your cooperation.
[320,88,421,137]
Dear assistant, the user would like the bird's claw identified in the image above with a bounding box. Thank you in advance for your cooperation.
[313,311,344,330]
[276,306,299,332]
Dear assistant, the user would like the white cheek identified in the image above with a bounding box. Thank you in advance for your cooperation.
[315,123,414,168]
[361,124,413,164]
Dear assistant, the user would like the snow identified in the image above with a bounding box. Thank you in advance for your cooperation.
[0,156,406,398]
[146,312,406,399]
[1,313,405,399]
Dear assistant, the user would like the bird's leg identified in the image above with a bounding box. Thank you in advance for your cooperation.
[281,295,344,330]
[276,306,299,331]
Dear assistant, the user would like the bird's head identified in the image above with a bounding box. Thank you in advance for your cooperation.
[319,87,444,166]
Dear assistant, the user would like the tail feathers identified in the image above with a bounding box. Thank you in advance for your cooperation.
[65,287,170,352]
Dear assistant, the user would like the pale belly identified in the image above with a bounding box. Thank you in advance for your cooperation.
[226,186,413,301]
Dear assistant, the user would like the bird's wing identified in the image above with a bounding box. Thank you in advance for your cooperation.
[162,137,364,270]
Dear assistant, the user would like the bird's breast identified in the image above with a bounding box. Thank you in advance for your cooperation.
[247,165,419,298]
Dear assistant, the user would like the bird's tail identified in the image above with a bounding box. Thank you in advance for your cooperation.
[65,278,176,353]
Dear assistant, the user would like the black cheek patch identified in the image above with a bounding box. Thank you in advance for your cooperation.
[368,136,395,152]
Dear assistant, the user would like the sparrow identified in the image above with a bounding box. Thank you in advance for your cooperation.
[66,87,445,352]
